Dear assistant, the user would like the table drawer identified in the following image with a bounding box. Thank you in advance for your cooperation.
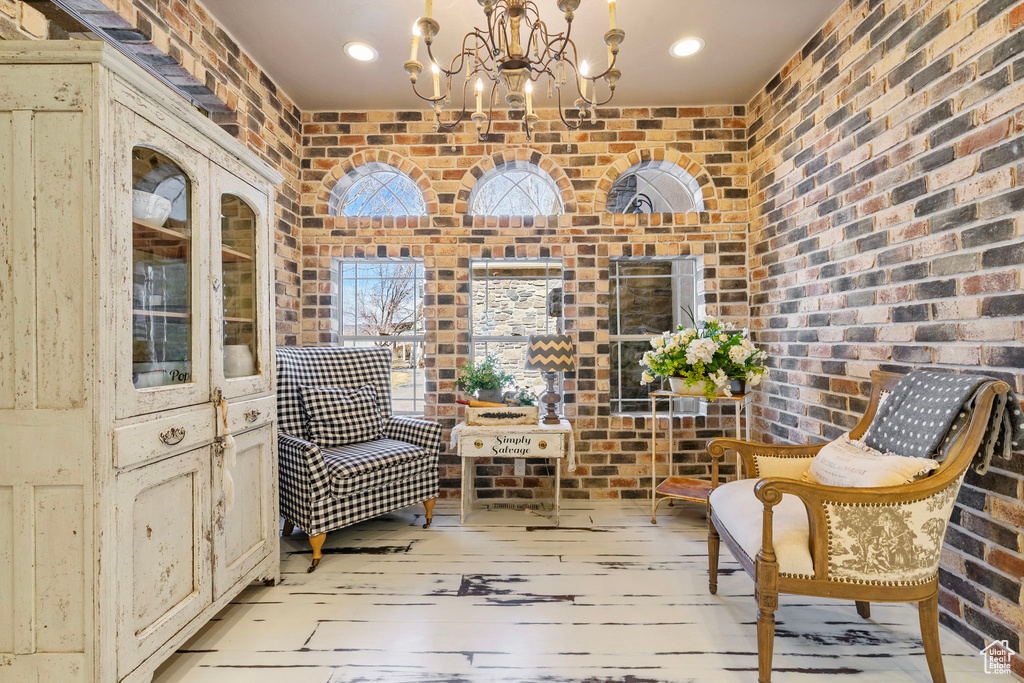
[462,432,564,458]
[114,404,216,469]
[227,395,275,434]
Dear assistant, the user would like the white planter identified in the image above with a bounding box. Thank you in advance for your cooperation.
[132,190,172,226]
[224,344,255,378]
[669,377,707,395]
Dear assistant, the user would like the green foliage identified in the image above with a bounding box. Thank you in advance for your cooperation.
[457,355,516,394]
[640,309,769,401]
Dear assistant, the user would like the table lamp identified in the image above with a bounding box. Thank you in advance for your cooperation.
[524,334,575,425]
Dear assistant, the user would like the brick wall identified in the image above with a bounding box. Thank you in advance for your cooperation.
[0,0,304,345]
[299,109,751,501]
[747,0,1024,670]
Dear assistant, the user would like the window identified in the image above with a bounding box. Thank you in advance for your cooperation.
[470,161,563,216]
[609,258,698,413]
[336,259,425,414]
[329,162,426,217]
[470,260,563,392]
[606,160,704,214]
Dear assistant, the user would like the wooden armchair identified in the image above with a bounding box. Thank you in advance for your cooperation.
[706,370,1009,683]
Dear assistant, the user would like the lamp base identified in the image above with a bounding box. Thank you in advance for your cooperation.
[539,371,561,425]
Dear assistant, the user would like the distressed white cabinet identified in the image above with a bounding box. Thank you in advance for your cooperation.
[0,42,282,683]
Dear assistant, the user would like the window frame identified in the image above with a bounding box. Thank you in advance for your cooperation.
[609,257,699,415]
[328,162,426,218]
[469,160,565,217]
[469,258,564,389]
[334,257,426,415]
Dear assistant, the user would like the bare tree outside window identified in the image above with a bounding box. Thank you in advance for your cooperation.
[337,260,425,413]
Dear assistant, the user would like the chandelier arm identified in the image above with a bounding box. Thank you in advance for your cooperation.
[553,81,582,131]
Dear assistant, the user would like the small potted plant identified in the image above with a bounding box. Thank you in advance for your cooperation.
[640,311,768,401]
[457,355,516,403]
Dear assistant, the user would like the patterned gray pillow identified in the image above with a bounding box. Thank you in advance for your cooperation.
[299,384,384,447]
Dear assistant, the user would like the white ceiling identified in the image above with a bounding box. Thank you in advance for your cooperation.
[202,0,842,111]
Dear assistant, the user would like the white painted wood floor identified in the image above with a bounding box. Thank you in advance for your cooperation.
[154,500,993,682]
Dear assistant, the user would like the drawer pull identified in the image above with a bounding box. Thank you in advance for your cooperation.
[474,440,484,449]
[244,408,261,423]
[538,440,548,450]
[159,427,186,446]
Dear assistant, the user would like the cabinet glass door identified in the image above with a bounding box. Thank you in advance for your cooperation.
[221,194,258,379]
[211,163,271,399]
[116,107,210,419]
[131,146,193,390]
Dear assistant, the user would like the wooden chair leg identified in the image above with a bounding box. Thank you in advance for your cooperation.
[422,497,437,528]
[856,601,870,619]
[919,593,946,683]
[307,533,326,573]
[756,607,776,683]
[707,514,720,595]
[281,519,295,537]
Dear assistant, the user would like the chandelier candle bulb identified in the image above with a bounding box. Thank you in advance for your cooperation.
[410,23,420,62]
[431,62,440,98]
[580,60,589,100]
[525,80,534,116]
[475,78,483,114]
[425,0,432,19]
[608,0,617,29]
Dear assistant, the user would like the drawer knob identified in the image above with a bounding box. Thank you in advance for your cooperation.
[159,427,186,446]
[474,440,484,449]
[538,440,548,450]
[244,408,261,423]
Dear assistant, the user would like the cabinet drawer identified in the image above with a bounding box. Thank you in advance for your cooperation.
[461,432,565,458]
[114,405,216,469]
[227,395,275,435]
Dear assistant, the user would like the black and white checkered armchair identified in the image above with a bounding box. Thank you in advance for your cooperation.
[276,346,441,572]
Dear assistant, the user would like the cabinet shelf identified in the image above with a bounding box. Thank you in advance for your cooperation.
[133,309,189,319]
[221,245,253,263]
[224,316,255,323]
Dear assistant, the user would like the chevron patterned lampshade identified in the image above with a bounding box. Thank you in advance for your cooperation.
[524,335,576,372]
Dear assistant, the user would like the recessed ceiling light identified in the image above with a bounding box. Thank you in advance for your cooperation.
[670,37,705,58]
[344,42,378,62]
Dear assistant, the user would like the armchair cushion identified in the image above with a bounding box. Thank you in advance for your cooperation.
[299,383,384,447]
[801,433,938,488]
[709,479,814,577]
[322,439,433,497]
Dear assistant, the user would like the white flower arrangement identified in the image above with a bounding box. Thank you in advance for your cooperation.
[639,311,769,401]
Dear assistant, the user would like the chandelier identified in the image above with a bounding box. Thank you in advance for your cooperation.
[404,0,625,141]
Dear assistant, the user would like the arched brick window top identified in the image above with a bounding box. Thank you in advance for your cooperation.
[469,160,564,217]
[329,161,427,217]
[608,160,705,214]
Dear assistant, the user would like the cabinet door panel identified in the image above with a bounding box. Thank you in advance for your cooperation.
[213,425,276,598]
[116,448,211,676]
[114,105,211,419]
[210,164,272,400]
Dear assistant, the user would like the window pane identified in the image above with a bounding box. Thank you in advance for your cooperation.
[472,262,562,337]
[607,160,704,214]
[610,261,674,336]
[610,340,657,413]
[473,340,547,394]
[337,260,425,414]
[329,163,426,217]
[470,161,563,216]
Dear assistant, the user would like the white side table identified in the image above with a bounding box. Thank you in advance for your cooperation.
[451,419,575,526]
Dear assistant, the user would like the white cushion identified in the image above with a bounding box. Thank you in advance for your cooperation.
[709,478,814,577]
[802,433,938,487]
